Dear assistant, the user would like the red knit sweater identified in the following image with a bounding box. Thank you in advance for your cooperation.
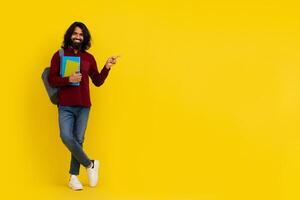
[48,48,111,107]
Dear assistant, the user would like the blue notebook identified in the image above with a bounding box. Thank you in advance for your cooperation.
[60,56,81,86]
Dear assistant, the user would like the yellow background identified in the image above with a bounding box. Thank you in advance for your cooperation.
[1,0,300,199]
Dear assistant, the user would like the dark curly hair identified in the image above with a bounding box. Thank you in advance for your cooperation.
[62,22,91,51]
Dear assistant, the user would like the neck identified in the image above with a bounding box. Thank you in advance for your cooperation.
[69,45,80,54]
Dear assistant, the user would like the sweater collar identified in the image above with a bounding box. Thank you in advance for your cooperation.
[64,47,85,55]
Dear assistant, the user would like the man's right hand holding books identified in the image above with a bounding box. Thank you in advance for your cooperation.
[69,72,82,83]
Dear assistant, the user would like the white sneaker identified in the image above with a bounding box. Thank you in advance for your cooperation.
[86,160,100,187]
[68,175,83,191]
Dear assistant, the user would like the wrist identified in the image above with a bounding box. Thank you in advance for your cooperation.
[105,65,111,70]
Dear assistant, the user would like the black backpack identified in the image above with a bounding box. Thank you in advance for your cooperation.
[41,49,64,105]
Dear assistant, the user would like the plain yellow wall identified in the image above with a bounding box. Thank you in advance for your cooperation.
[1,0,300,199]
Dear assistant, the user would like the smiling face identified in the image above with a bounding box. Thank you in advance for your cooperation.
[71,26,84,49]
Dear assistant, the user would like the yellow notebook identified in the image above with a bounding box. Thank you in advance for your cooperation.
[64,60,80,76]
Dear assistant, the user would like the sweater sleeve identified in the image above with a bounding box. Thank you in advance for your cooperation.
[89,55,111,87]
[48,51,70,87]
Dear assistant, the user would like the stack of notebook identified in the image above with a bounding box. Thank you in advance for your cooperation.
[60,56,81,86]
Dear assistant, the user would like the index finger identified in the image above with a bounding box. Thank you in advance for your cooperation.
[112,55,121,59]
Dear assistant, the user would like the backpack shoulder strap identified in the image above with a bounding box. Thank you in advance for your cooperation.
[59,48,64,57]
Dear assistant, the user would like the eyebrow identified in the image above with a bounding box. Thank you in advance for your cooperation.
[73,31,83,35]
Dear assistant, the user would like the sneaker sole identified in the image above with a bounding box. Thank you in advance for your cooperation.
[68,183,83,191]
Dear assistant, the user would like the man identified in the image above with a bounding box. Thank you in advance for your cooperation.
[48,22,118,190]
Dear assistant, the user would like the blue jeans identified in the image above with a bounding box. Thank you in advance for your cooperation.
[58,105,92,175]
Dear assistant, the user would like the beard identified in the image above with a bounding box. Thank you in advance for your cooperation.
[71,39,83,50]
